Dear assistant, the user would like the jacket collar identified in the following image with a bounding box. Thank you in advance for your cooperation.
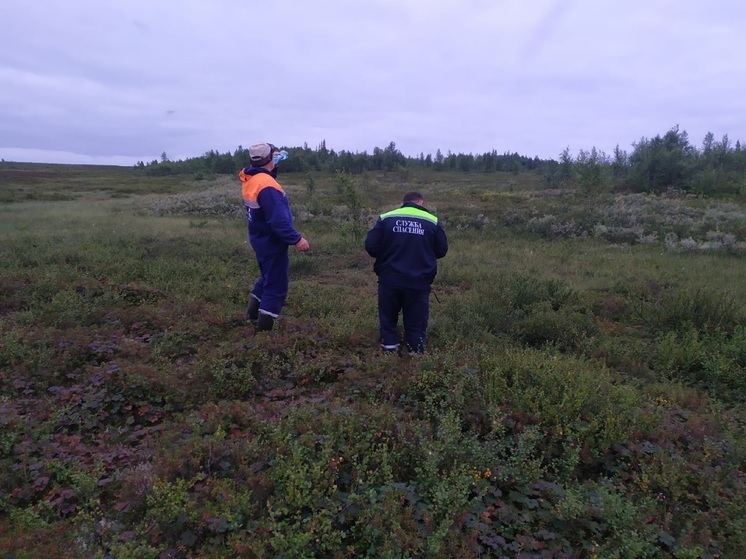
[402,201,429,213]
[244,167,272,176]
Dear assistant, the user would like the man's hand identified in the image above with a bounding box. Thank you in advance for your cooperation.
[295,237,310,252]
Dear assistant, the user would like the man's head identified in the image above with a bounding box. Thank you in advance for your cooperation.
[402,191,424,205]
[249,142,280,168]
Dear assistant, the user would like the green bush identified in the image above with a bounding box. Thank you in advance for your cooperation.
[478,347,648,452]
[512,302,599,351]
[632,285,742,334]
[653,326,746,400]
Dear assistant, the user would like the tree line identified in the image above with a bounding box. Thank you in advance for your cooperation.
[137,140,548,177]
[136,126,746,196]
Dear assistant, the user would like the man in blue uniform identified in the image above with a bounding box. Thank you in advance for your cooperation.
[239,142,310,331]
[365,192,448,353]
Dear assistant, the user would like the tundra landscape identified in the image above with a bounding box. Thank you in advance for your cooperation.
[1,146,745,558]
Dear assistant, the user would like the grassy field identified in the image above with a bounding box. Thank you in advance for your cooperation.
[1,162,745,558]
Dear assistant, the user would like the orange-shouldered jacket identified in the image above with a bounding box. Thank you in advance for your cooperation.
[238,167,301,249]
[239,167,285,209]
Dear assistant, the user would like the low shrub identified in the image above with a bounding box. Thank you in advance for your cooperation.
[512,302,599,351]
[631,284,742,335]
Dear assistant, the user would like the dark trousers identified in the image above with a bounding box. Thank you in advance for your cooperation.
[378,283,430,353]
[251,249,289,317]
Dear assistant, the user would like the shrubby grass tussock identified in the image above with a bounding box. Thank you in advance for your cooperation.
[0,165,745,558]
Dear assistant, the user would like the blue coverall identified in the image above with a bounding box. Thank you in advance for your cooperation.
[239,167,302,317]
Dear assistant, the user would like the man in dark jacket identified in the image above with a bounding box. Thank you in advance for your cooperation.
[365,192,448,353]
[239,142,310,331]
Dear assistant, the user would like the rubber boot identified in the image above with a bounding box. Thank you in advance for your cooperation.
[246,297,260,324]
[256,313,275,332]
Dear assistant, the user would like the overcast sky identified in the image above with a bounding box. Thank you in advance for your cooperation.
[1,0,745,166]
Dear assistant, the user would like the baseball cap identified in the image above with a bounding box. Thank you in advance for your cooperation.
[249,142,279,167]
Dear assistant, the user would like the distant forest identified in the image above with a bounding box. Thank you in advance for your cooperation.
[137,125,746,196]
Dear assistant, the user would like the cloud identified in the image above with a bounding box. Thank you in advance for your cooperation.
[1,0,745,164]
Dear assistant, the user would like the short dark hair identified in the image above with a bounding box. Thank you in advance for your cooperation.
[402,191,424,204]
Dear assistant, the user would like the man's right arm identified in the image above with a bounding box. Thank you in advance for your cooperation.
[434,224,448,259]
[365,219,384,257]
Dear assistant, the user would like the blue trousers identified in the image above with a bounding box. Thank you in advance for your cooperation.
[250,248,289,317]
[378,283,430,353]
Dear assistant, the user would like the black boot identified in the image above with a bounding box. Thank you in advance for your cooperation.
[246,297,260,324]
[256,313,274,332]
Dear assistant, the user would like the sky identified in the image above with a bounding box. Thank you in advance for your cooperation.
[1,0,745,166]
